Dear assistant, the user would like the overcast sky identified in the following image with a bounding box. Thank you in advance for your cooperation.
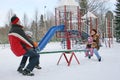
[0,0,58,26]
[0,0,116,26]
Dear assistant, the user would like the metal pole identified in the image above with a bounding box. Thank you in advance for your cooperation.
[108,16,111,48]
[96,18,98,32]
[111,19,114,44]
[64,5,71,49]
[59,11,61,25]
[70,11,72,30]
[55,8,57,26]
[105,18,108,47]
[90,17,92,33]
[106,18,107,38]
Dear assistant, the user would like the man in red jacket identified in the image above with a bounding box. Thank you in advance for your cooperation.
[8,15,40,76]
[17,31,42,71]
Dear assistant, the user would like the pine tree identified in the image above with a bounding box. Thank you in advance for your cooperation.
[79,0,87,15]
[115,0,120,42]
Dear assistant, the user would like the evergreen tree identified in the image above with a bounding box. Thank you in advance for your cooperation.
[39,14,45,38]
[79,0,87,15]
[39,15,44,28]
[115,0,120,42]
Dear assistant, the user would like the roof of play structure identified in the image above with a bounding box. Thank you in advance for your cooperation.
[82,11,97,19]
[56,0,80,12]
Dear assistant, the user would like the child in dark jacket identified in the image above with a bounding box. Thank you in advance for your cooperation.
[17,31,41,73]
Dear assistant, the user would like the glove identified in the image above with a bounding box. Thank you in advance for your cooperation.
[33,42,38,48]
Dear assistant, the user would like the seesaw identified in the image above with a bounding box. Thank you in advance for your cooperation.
[37,49,88,66]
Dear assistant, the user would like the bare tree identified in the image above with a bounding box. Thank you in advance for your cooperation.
[7,9,14,26]
[96,5,109,34]
[88,0,109,12]
[79,0,109,13]
[0,25,9,44]
[22,13,29,30]
[34,9,39,41]
[30,20,36,40]
[38,14,45,38]
[46,12,55,29]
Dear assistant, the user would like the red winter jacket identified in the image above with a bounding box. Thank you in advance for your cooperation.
[8,24,34,57]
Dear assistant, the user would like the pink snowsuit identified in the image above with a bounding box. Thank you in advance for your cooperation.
[85,37,93,57]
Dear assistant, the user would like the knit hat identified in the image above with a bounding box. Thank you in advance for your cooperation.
[25,31,33,38]
[11,15,19,24]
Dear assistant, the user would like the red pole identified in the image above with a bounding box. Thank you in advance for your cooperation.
[70,11,72,30]
[64,5,67,31]
[67,37,71,49]
[77,6,82,36]
[77,6,80,31]
[55,8,57,26]
[90,17,92,33]
[96,18,98,31]
[59,11,61,25]
[108,16,111,48]
[64,5,70,49]
[79,9,81,34]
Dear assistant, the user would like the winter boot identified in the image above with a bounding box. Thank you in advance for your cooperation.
[88,55,91,59]
[35,64,42,69]
[98,57,101,62]
[89,48,93,56]
[22,69,34,76]
[17,66,23,73]
[85,52,89,57]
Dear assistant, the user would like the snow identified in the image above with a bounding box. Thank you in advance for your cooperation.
[57,0,79,7]
[56,0,79,12]
[0,41,120,80]
[82,11,98,19]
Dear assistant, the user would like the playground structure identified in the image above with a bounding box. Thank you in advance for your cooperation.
[104,11,114,48]
[37,0,86,66]
[55,0,83,66]
[54,0,114,65]
[37,0,114,66]
[38,0,99,66]
[81,11,98,34]
[55,0,81,49]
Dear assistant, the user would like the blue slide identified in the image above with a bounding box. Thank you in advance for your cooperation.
[38,25,64,51]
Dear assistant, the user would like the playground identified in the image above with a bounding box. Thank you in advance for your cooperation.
[34,0,114,66]
[0,0,118,79]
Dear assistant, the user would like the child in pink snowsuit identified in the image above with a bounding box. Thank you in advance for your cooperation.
[85,36,93,57]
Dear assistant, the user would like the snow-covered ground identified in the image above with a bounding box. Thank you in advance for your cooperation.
[0,41,120,80]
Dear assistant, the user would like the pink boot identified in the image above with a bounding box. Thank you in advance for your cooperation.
[89,48,93,56]
[85,49,89,57]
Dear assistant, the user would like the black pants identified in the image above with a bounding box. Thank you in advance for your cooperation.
[19,49,40,71]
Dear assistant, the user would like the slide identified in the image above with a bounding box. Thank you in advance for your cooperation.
[37,25,64,51]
